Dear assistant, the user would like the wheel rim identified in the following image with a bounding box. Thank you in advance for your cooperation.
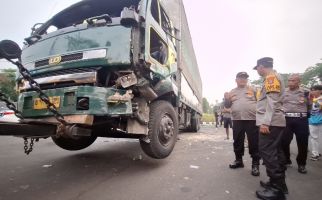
[158,114,174,147]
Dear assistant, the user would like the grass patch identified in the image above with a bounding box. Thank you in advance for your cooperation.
[201,113,214,123]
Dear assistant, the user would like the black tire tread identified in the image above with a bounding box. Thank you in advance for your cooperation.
[140,100,178,159]
[191,116,200,132]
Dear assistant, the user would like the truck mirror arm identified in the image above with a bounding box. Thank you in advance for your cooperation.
[86,14,112,25]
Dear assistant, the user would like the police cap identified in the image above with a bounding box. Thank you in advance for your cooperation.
[253,57,273,70]
[236,72,249,79]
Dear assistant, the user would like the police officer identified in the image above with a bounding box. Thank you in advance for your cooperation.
[222,92,232,139]
[228,72,260,176]
[253,57,288,200]
[282,74,310,174]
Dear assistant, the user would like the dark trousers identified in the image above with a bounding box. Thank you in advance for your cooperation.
[282,117,309,166]
[232,120,260,163]
[259,126,286,180]
[224,117,232,129]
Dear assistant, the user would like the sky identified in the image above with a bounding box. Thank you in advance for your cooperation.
[1,0,322,104]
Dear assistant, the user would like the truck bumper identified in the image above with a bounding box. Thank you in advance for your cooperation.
[18,86,133,118]
[0,122,57,137]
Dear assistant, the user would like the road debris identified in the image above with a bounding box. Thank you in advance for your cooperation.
[19,185,29,190]
[189,165,199,169]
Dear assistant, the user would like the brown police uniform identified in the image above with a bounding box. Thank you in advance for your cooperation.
[282,87,309,167]
[230,86,260,164]
[256,70,286,184]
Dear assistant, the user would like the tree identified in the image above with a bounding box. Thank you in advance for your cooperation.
[202,97,210,113]
[0,69,18,101]
[301,63,322,87]
[250,77,263,86]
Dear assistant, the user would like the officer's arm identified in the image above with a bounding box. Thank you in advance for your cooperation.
[222,107,229,113]
[263,92,280,125]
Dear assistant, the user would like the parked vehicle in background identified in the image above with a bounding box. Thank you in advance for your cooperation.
[0,103,19,123]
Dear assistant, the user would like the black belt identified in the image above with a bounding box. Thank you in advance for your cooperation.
[285,112,307,118]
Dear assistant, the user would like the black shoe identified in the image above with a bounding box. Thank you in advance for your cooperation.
[273,182,288,195]
[251,165,260,176]
[298,165,307,174]
[229,160,244,169]
[260,180,288,194]
[260,180,272,188]
[256,187,285,200]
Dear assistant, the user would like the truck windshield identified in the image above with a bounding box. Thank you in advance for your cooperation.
[35,0,141,35]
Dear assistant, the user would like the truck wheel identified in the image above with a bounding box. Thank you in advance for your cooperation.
[140,100,178,159]
[191,116,200,132]
[52,135,97,151]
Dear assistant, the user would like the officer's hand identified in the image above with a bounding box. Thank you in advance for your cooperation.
[259,125,270,134]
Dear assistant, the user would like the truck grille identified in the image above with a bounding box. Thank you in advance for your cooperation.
[32,67,101,79]
[35,53,83,68]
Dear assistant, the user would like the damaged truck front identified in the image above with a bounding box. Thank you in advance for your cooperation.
[0,0,202,159]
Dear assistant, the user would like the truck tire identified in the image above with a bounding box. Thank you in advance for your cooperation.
[191,116,200,132]
[140,100,178,159]
[52,135,97,151]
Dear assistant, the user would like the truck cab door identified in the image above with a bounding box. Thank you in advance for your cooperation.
[144,0,177,79]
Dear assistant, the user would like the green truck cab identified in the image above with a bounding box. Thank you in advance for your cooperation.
[0,0,202,159]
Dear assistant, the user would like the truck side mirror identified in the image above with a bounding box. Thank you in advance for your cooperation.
[0,40,21,60]
[120,6,139,27]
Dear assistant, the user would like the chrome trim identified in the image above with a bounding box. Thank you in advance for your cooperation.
[33,49,107,68]
[19,71,97,90]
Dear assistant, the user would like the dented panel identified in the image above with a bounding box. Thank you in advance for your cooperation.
[18,86,133,118]
[19,71,97,91]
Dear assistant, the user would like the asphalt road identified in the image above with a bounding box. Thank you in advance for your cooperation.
[0,125,321,200]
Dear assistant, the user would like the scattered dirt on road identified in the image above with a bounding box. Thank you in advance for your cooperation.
[180,131,223,142]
